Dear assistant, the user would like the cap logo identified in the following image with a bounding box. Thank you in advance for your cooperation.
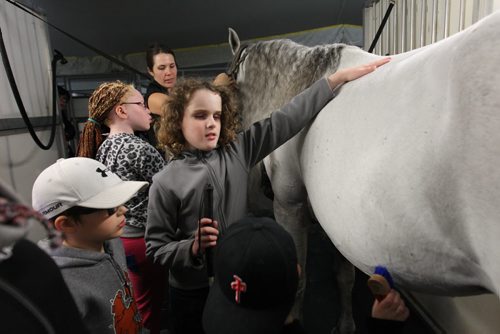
[230,275,247,304]
[41,202,62,216]
[96,167,109,177]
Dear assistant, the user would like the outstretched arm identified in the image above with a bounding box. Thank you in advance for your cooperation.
[237,57,391,168]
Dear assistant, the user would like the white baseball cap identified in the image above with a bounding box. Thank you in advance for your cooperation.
[32,157,148,219]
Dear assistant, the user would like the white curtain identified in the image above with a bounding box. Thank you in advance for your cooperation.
[0,0,52,119]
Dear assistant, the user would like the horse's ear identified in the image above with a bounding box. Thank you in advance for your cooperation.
[228,27,241,55]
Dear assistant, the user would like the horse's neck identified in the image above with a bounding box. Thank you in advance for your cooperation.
[336,45,382,69]
[240,43,344,128]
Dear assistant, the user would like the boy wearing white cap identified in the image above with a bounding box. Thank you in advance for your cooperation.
[32,157,148,334]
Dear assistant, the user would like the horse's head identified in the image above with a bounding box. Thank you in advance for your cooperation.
[226,28,345,126]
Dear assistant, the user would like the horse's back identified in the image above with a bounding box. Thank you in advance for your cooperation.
[301,11,500,295]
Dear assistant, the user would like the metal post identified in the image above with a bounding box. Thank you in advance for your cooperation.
[471,0,480,23]
[363,6,370,50]
[431,0,437,43]
[373,4,376,47]
[459,0,466,30]
[401,0,406,52]
[392,1,397,54]
[409,0,415,50]
[378,1,383,54]
[420,0,426,47]
[382,0,388,55]
[444,0,450,38]
[482,0,493,20]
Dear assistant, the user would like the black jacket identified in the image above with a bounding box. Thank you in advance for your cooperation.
[0,239,88,334]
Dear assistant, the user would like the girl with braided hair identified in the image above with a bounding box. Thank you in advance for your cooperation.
[77,81,166,334]
[76,81,130,158]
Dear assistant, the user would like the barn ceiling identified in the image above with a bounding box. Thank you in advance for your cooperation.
[16,0,365,57]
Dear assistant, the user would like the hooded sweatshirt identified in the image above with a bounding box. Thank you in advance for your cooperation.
[48,238,143,334]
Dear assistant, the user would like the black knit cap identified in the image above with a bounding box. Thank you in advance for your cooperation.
[203,216,299,334]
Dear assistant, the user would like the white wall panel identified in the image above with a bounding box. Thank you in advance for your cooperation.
[1,2,63,221]
[363,1,500,333]
[364,0,497,55]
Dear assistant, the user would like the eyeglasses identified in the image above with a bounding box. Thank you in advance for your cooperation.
[120,101,148,110]
[70,206,119,217]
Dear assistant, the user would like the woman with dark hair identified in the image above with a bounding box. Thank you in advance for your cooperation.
[140,43,178,153]
[145,43,177,114]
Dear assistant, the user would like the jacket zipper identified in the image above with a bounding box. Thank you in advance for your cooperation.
[201,157,227,234]
[109,255,130,293]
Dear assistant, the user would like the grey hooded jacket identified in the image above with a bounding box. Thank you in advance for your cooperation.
[48,239,143,334]
[146,78,336,290]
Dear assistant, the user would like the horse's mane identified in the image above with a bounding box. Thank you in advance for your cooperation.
[234,39,345,126]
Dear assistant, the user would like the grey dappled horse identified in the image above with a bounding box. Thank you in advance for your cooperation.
[230,10,500,334]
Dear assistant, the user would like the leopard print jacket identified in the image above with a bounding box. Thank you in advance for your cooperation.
[96,133,165,237]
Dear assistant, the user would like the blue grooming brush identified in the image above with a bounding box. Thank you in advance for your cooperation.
[368,265,394,301]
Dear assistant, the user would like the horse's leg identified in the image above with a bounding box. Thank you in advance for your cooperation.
[247,162,274,218]
[309,207,356,334]
[273,169,356,334]
[331,248,356,334]
[265,148,311,322]
[274,191,311,321]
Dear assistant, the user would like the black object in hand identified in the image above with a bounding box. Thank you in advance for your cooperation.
[203,184,215,279]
